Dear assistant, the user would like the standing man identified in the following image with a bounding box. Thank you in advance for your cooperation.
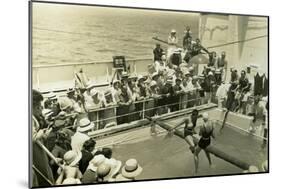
[153,43,164,62]
[167,29,178,63]
[217,51,228,82]
[32,89,54,187]
[194,113,215,174]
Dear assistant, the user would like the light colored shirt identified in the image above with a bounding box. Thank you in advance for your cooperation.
[71,132,90,154]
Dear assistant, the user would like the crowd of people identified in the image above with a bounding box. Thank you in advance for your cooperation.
[32,89,144,187]
[32,26,268,186]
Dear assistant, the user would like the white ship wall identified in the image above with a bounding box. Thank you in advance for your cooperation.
[199,14,268,81]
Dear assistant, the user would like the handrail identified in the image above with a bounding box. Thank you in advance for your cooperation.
[33,57,152,68]
[86,88,202,113]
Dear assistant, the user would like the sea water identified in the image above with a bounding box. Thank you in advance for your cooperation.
[32,3,199,65]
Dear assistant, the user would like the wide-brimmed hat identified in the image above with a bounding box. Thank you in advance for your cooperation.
[215,69,221,74]
[88,154,106,172]
[97,163,111,179]
[175,78,182,82]
[58,97,73,111]
[66,88,75,95]
[90,88,98,97]
[63,150,82,167]
[166,79,173,85]
[104,158,122,181]
[121,71,129,78]
[150,80,157,88]
[112,80,121,85]
[137,75,145,83]
[208,71,214,76]
[121,159,143,178]
[77,118,94,133]
[151,72,159,80]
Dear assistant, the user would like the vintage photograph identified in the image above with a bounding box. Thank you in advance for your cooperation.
[30,1,269,188]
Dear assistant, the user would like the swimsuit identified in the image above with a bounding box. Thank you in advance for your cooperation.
[198,123,213,149]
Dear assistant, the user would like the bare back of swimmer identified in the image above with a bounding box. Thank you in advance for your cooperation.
[194,112,215,174]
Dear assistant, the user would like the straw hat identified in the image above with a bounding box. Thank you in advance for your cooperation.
[202,113,209,119]
[171,29,176,33]
[121,159,143,179]
[137,75,145,83]
[166,79,173,85]
[97,163,111,179]
[58,97,73,111]
[90,88,98,97]
[63,150,82,167]
[77,118,94,133]
[66,88,75,95]
[151,72,159,80]
[121,71,129,78]
[104,158,122,181]
[208,71,213,76]
[88,154,106,172]
[243,165,259,173]
[112,80,121,85]
[150,80,157,88]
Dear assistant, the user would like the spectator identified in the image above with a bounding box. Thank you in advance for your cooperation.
[172,78,183,112]
[96,163,111,182]
[111,80,121,103]
[100,90,117,128]
[159,78,174,114]
[115,159,143,181]
[83,82,96,111]
[191,38,209,57]
[87,89,103,124]
[56,150,82,185]
[167,29,178,62]
[81,154,106,184]
[32,89,54,187]
[116,85,133,124]
[217,51,228,81]
[71,118,94,155]
[79,138,96,174]
[153,43,164,62]
[101,148,113,159]
[216,82,230,109]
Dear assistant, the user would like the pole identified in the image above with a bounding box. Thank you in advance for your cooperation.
[36,141,63,169]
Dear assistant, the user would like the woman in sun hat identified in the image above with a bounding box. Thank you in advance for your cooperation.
[81,154,106,184]
[56,150,82,185]
[115,158,143,181]
[103,158,122,182]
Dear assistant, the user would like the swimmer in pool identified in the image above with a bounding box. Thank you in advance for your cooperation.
[194,112,215,174]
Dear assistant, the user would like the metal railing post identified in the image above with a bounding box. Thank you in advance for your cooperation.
[142,100,145,120]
